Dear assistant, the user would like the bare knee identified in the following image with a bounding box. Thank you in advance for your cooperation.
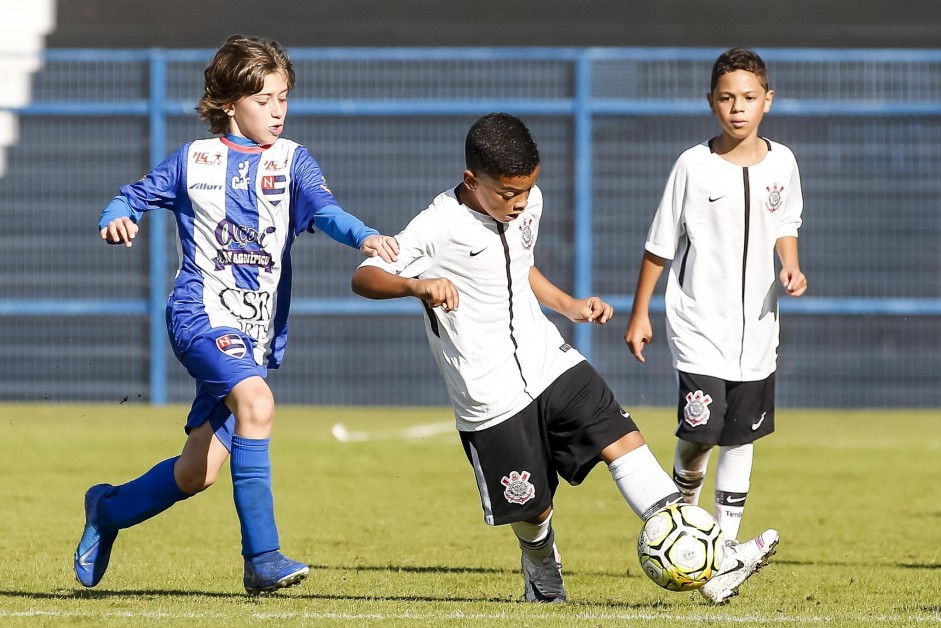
[174,462,218,495]
[227,377,275,437]
[175,423,230,494]
[675,440,713,467]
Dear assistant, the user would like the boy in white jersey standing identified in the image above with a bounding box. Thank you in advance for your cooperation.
[353,113,768,604]
[75,35,398,594]
[625,48,806,603]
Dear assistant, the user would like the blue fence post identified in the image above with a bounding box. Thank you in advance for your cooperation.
[148,49,168,404]
[572,53,594,360]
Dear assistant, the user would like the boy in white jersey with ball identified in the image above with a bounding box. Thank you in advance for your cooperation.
[75,34,398,594]
[625,48,806,602]
[354,113,773,604]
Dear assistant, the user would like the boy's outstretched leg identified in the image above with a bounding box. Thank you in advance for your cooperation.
[74,457,191,587]
[512,511,566,603]
[605,433,683,519]
[699,528,779,604]
[74,484,118,587]
[231,434,309,593]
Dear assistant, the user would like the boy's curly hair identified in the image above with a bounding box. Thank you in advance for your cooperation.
[465,113,540,179]
[197,35,296,135]
[711,48,769,93]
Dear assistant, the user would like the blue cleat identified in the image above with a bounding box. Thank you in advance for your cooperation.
[74,484,119,588]
[243,551,310,594]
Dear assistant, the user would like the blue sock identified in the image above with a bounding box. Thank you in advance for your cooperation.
[231,434,280,559]
[97,457,190,529]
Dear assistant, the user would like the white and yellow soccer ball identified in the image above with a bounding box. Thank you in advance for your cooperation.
[637,503,725,591]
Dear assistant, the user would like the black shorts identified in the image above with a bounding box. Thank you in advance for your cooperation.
[459,361,638,526]
[675,371,775,446]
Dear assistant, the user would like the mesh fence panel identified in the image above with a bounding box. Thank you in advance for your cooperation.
[2,49,939,407]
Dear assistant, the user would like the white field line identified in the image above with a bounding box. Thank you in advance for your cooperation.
[3,609,939,623]
[331,421,453,442]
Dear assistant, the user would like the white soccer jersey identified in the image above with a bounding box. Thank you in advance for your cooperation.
[645,139,803,381]
[359,185,585,431]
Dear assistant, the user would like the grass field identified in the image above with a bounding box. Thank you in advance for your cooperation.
[0,403,938,626]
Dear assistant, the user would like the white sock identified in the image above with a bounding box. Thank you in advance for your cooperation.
[714,444,754,542]
[609,445,682,520]
[511,512,555,559]
[673,439,713,505]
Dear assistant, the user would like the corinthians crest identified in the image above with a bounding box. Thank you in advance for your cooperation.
[765,184,784,213]
[519,216,534,250]
[501,470,536,505]
[683,390,713,427]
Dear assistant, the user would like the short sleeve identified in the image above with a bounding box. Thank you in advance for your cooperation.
[778,151,804,239]
[644,157,687,261]
[358,205,442,277]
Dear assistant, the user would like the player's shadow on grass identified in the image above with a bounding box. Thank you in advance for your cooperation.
[0,589,247,600]
[320,563,646,579]
[771,558,940,569]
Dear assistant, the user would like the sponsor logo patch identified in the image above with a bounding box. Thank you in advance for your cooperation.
[231,161,250,191]
[501,470,536,505]
[212,219,277,272]
[193,151,222,166]
[215,333,247,359]
[683,390,713,427]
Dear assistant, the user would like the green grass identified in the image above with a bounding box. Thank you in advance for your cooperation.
[0,403,938,626]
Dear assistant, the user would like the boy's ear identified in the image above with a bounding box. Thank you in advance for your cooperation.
[706,92,716,112]
[463,169,478,190]
[763,89,775,113]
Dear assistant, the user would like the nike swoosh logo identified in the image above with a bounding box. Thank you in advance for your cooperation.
[77,546,95,567]
[727,495,746,504]
[719,558,746,576]
[708,195,726,202]
[751,412,766,430]
[469,248,486,257]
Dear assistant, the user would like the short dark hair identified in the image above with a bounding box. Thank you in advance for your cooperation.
[197,35,296,135]
[710,48,769,93]
[465,113,540,179]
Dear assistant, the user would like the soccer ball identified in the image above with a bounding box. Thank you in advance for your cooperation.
[637,503,725,591]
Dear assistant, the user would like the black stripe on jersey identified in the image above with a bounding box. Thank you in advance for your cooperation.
[677,234,691,287]
[497,222,531,394]
[421,301,441,338]
[740,167,751,368]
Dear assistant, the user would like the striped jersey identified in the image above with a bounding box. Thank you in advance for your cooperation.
[119,135,378,367]
[645,138,803,381]
[359,185,584,431]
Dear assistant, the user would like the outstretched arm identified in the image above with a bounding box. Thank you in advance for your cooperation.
[775,236,807,297]
[360,235,400,263]
[529,266,613,324]
[98,196,140,247]
[624,250,667,363]
[352,266,459,312]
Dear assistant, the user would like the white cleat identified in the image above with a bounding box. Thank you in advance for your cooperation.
[521,543,567,603]
[699,528,779,604]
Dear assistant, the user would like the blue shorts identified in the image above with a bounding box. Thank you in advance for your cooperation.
[178,328,267,451]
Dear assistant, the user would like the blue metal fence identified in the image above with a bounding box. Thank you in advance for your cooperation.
[2,47,939,407]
